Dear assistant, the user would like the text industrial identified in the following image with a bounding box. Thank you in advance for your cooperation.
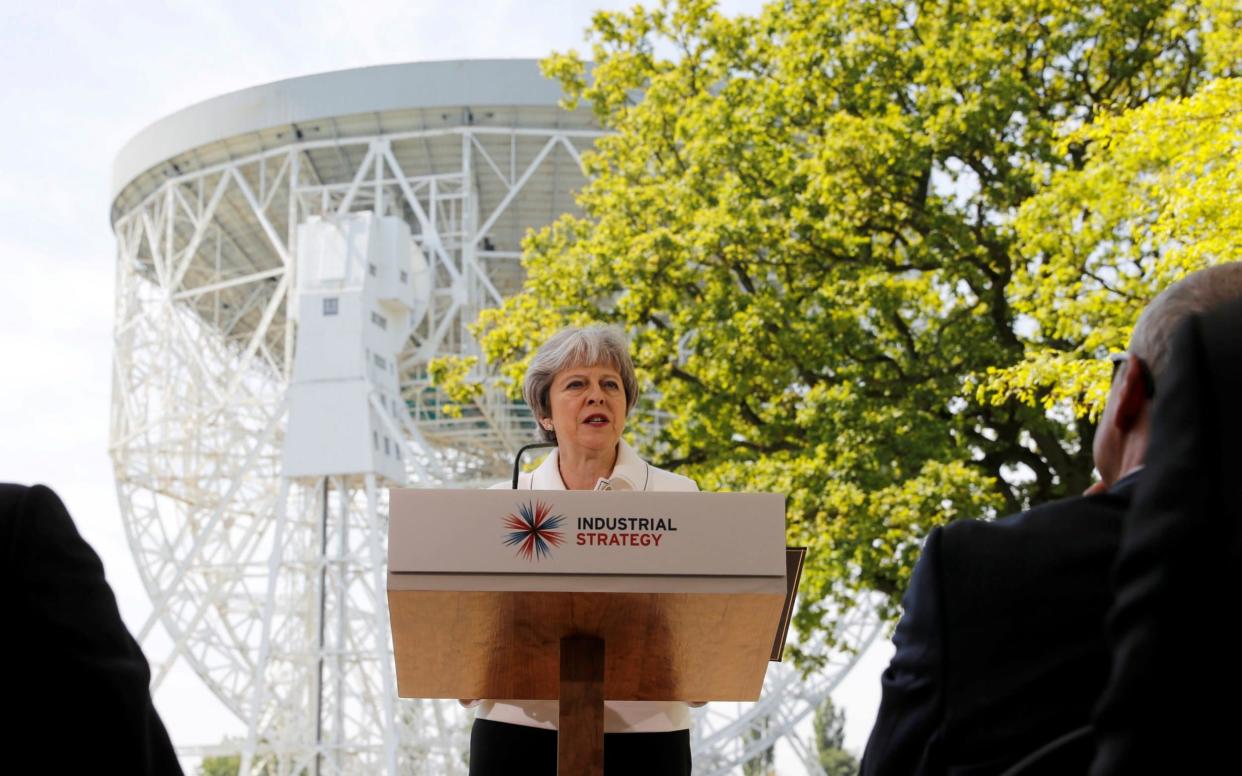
[575,516,677,547]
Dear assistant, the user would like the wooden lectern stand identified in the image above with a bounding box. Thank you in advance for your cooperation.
[387,490,799,775]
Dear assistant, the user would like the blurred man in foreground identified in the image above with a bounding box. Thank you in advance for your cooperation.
[861,262,1242,775]
[1091,293,1242,774]
[1,483,181,774]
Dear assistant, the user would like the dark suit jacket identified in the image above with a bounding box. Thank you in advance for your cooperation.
[861,472,1141,776]
[1,483,181,774]
[1091,299,1242,775]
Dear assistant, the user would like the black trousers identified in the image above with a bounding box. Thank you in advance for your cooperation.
[469,718,691,776]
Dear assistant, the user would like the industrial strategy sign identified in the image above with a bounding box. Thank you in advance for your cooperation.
[388,490,786,577]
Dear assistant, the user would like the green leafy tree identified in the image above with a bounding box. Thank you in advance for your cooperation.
[982,73,1242,415]
[433,0,1235,652]
[814,698,859,776]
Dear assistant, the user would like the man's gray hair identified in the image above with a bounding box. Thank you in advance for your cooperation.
[523,324,640,443]
[1132,261,1242,380]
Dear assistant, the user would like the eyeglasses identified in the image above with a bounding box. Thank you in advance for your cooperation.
[1107,351,1156,397]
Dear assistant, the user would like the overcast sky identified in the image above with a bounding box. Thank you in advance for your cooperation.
[0,1,891,770]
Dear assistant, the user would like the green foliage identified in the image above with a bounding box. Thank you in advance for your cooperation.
[197,745,278,775]
[198,754,239,776]
[1202,0,1242,74]
[814,697,859,776]
[984,76,1242,418]
[435,0,1236,649]
[741,713,776,776]
[427,355,481,416]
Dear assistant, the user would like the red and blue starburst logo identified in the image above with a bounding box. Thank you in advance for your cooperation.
[502,500,566,561]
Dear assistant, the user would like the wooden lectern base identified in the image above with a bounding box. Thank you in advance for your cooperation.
[559,637,605,775]
[389,581,785,701]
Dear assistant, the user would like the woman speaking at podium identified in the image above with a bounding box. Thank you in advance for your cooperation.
[466,324,698,776]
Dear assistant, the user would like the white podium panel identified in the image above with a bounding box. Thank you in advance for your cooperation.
[389,490,786,576]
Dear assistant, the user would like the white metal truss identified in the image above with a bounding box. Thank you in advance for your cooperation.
[691,599,882,775]
[110,121,882,774]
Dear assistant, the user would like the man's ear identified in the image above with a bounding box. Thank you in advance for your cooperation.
[1114,354,1150,431]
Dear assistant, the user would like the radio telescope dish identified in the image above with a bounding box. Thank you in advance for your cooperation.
[108,59,881,774]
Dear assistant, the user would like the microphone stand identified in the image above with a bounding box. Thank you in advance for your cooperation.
[512,442,557,489]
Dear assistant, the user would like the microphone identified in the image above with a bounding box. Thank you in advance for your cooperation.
[593,474,636,491]
[511,442,557,489]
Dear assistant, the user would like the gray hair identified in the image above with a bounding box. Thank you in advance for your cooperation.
[1132,261,1242,381]
[523,324,640,443]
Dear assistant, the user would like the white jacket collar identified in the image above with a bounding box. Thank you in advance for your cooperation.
[528,438,651,491]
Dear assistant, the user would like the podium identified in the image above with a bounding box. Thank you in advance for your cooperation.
[387,489,800,775]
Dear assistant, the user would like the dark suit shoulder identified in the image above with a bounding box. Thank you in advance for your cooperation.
[2,483,81,572]
[2,482,77,525]
[0,481,32,500]
[937,491,1128,581]
[928,489,1133,646]
[1,482,62,503]
[905,489,1132,770]
[0,481,39,521]
[944,488,1128,541]
[5,483,102,580]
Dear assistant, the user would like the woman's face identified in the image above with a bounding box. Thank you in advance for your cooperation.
[545,363,627,455]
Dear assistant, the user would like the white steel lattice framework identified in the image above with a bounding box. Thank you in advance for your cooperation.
[108,61,882,775]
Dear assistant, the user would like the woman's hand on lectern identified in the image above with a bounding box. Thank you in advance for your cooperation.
[459,699,481,708]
